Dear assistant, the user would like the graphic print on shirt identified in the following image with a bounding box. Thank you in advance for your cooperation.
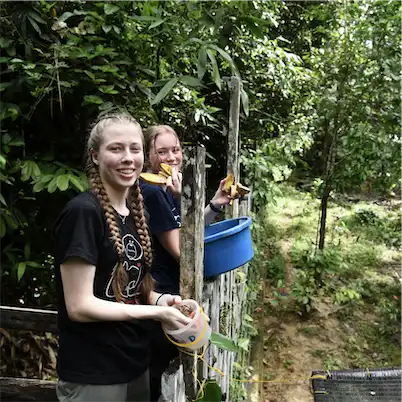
[172,207,181,228]
[105,233,143,300]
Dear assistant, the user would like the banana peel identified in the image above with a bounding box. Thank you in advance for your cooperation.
[160,163,172,177]
[140,172,167,186]
[140,163,173,186]
[223,174,251,205]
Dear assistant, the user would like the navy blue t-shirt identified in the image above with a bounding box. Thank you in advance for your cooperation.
[140,180,181,294]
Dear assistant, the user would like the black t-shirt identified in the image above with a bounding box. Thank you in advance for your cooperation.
[53,191,153,385]
[139,180,181,294]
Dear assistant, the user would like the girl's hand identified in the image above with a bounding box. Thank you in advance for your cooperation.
[166,166,182,198]
[210,178,231,208]
[158,306,191,330]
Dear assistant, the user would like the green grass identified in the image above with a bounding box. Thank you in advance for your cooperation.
[259,183,401,370]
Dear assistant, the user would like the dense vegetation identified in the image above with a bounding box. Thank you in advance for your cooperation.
[0,2,400,399]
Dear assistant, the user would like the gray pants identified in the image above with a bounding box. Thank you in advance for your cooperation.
[56,370,150,402]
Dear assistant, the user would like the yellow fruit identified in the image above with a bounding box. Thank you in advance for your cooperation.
[236,183,251,197]
[223,173,235,193]
[160,163,172,177]
[140,173,167,186]
[229,184,238,205]
[158,170,170,179]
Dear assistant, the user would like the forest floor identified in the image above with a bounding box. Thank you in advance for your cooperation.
[249,185,401,402]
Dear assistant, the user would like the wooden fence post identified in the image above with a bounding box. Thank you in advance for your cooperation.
[226,76,241,219]
[180,145,206,400]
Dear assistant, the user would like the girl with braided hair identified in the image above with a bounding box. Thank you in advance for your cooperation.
[53,113,193,402]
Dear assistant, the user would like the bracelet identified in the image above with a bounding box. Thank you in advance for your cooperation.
[209,201,223,214]
[155,293,168,306]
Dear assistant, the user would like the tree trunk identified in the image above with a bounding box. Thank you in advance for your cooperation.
[318,185,331,250]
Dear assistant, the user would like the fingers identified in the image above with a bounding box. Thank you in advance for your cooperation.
[173,296,182,304]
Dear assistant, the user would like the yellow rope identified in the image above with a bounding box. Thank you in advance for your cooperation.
[168,336,375,401]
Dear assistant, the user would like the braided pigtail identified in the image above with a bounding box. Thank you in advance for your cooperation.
[87,163,128,302]
[129,181,154,301]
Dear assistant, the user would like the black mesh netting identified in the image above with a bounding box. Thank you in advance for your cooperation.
[311,367,401,402]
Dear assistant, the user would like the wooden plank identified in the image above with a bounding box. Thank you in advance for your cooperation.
[0,377,57,401]
[0,306,58,334]
[179,145,206,401]
[180,146,205,302]
[226,76,241,220]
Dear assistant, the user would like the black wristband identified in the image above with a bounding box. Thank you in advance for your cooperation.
[156,293,168,306]
[209,201,223,213]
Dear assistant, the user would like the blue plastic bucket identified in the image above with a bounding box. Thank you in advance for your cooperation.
[204,216,254,278]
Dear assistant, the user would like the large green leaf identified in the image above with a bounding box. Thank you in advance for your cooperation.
[210,332,238,352]
[47,178,58,193]
[148,19,165,30]
[197,47,207,80]
[17,262,26,282]
[83,95,104,105]
[151,77,178,105]
[207,44,240,77]
[197,380,222,402]
[57,175,70,191]
[206,50,221,90]
[69,176,85,192]
[104,4,120,15]
[180,75,203,88]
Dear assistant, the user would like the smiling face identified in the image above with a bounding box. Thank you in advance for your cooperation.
[148,131,182,173]
[91,123,144,192]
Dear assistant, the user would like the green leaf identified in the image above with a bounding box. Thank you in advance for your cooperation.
[104,3,120,15]
[241,87,249,117]
[197,47,207,79]
[0,154,6,168]
[27,11,46,25]
[26,261,43,269]
[47,178,58,193]
[17,262,26,282]
[210,332,238,352]
[113,26,121,34]
[8,139,25,146]
[3,213,17,230]
[148,19,165,30]
[207,44,239,77]
[197,380,222,402]
[58,11,74,22]
[0,215,5,238]
[33,181,46,193]
[151,77,178,105]
[180,75,202,87]
[102,24,112,33]
[57,175,70,191]
[27,15,42,34]
[83,95,104,105]
[69,176,85,192]
[0,193,6,206]
[237,338,250,351]
[0,38,12,48]
[206,50,221,90]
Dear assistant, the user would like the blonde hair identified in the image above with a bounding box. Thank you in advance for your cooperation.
[85,113,154,302]
[143,125,180,170]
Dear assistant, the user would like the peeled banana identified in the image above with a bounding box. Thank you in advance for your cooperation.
[222,174,250,205]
